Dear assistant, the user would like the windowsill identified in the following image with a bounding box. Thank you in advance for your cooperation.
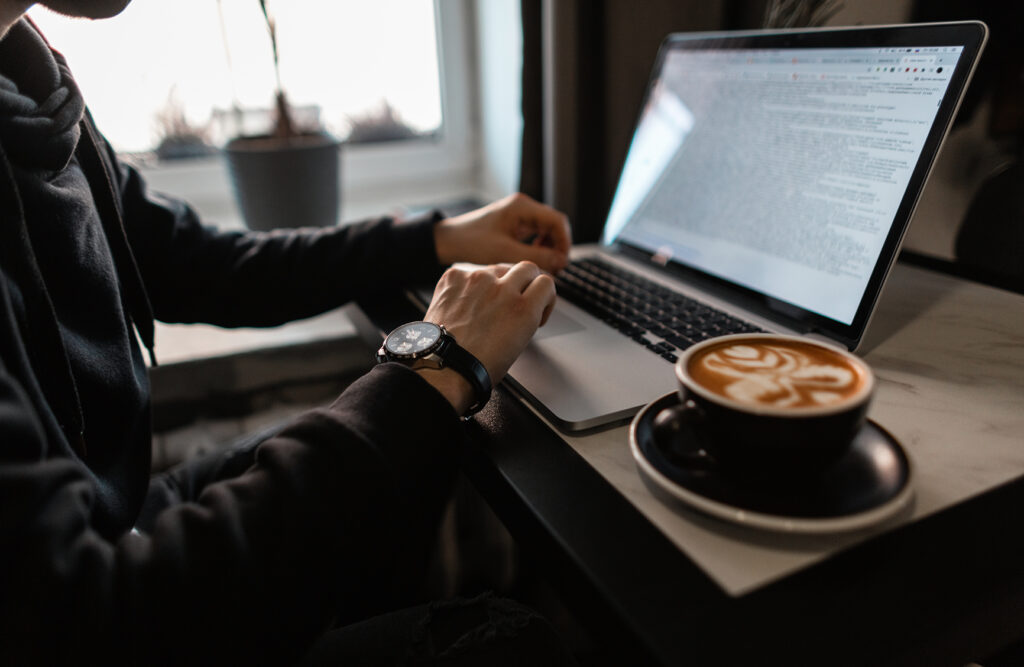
[152,307,359,366]
[136,154,484,232]
[148,305,379,432]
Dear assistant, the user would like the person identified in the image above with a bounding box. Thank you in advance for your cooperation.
[0,1,574,663]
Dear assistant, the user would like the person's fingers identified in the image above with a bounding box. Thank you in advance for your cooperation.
[535,213,572,254]
[505,242,567,275]
[523,272,557,327]
[513,196,572,253]
[490,263,515,279]
[499,260,543,293]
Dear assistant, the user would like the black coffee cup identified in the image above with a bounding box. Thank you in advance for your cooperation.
[655,334,875,476]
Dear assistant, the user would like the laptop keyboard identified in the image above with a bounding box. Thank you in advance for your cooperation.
[554,257,764,363]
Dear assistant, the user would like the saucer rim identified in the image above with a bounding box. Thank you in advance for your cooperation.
[630,392,915,534]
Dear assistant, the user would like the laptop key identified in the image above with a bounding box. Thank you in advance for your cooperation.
[665,334,693,349]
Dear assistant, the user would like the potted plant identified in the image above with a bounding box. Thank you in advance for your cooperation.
[223,0,342,231]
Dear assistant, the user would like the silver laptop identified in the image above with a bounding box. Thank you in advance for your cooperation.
[430,22,987,432]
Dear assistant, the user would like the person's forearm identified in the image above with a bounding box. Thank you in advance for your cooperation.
[107,136,445,326]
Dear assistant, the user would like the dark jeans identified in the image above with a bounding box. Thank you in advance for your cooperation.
[138,422,575,666]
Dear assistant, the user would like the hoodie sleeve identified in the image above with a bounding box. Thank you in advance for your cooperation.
[0,361,465,665]
[109,143,446,327]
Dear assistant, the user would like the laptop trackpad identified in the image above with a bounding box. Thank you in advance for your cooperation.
[508,308,678,432]
[534,309,587,341]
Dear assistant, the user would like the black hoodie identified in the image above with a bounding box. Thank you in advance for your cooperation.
[0,19,465,664]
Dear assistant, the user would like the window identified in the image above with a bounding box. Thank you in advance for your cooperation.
[29,0,480,219]
[31,0,447,152]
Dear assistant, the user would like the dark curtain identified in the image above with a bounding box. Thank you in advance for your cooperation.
[519,0,762,242]
[911,0,1024,287]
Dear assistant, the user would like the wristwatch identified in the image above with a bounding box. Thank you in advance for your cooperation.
[376,321,492,417]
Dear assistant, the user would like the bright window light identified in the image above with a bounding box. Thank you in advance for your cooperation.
[28,0,443,155]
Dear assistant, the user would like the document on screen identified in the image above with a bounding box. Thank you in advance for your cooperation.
[610,46,963,324]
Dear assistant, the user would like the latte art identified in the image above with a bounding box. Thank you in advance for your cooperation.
[688,341,864,408]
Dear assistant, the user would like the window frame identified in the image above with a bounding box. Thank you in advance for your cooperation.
[340,0,478,194]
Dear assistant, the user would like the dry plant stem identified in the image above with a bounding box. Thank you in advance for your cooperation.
[216,0,244,133]
[259,0,298,139]
[258,0,281,91]
[273,91,296,140]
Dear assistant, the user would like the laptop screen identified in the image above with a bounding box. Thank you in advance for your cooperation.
[602,24,985,347]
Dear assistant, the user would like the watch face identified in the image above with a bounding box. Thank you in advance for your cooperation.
[385,321,442,357]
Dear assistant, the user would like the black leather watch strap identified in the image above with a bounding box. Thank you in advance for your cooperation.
[437,336,492,416]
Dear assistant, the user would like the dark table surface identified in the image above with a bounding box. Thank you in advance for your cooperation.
[355,286,1024,667]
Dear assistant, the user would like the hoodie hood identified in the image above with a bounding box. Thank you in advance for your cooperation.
[0,18,84,172]
[0,18,155,480]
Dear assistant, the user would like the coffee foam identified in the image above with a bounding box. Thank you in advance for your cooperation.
[687,340,864,409]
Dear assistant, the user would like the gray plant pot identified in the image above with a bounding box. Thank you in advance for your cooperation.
[224,131,342,231]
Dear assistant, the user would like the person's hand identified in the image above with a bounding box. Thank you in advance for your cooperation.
[416,261,557,414]
[433,193,571,275]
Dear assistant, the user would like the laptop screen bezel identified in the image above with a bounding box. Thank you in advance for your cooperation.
[605,22,988,351]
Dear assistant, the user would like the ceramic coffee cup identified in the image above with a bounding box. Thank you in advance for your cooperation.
[654,333,875,476]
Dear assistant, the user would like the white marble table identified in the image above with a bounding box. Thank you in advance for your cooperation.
[537,263,1024,596]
